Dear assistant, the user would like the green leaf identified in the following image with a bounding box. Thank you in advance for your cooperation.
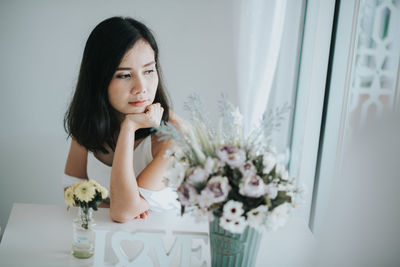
[180,205,185,216]
[271,191,292,209]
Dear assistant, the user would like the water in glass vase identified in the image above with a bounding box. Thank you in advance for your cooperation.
[72,207,95,259]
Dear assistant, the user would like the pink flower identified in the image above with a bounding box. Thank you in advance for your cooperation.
[187,167,208,184]
[216,145,246,168]
[239,161,257,177]
[198,176,231,207]
[198,190,217,208]
[239,175,266,198]
[177,182,198,206]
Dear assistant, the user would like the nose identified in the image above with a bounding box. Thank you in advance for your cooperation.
[130,76,146,95]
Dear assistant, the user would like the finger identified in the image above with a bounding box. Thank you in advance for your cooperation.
[146,105,156,115]
[145,104,154,112]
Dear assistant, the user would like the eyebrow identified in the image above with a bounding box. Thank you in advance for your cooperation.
[116,61,156,71]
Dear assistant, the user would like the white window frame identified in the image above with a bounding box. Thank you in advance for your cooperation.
[289,0,336,226]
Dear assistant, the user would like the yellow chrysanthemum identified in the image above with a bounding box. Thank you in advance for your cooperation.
[64,187,75,207]
[88,179,99,187]
[74,181,96,202]
[98,185,109,199]
[72,181,84,192]
[88,179,108,199]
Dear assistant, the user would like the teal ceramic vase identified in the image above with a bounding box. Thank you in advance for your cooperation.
[209,217,262,267]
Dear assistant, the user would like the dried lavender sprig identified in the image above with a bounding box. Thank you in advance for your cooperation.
[156,122,208,166]
[218,93,240,144]
[184,94,215,137]
[192,121,216,157]
[245,103,291,154]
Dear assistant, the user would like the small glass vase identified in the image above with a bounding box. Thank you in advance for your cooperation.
[72,206,95,259]
[209,217,262,267]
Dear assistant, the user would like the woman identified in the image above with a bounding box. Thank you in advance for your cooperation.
[63,16,181,223]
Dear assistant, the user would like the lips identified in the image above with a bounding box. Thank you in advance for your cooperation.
[128,100,148,106]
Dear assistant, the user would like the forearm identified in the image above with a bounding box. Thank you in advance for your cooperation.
[110,120,149,222]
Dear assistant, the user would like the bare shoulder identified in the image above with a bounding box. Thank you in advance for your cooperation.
[65,138,88,178]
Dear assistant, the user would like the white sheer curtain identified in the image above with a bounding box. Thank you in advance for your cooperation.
[236,0,288,134]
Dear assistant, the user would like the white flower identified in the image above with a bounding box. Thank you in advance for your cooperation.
[222,200,244,220]
[272,177,280,184]
[187,166,208,184]
[297,183,308,197]
[275,164,289,180]
[165,159,186,188]
[239,175,266,198]
[216,145,246,168]
[200,175,231,206]
[247,205,269,230]
[264,184,278,199]
[192,208,215,223]
[219,215,248,234]
[164,145,184,161]
[232,107,243,127]
[290,183,307,204]
[263,152,277,174]
[177,182,198,206]
[278,183,295,193]
[198,190,216,208]
[265,203,289,231]
[239,161,257,177]
[163,148,174,158]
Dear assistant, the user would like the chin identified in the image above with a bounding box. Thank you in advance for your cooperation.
[127,107,146,114]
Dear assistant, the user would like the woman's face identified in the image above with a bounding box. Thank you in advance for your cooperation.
[108,40,159,115]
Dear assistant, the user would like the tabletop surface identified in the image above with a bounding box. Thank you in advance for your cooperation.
[0,203,314,266]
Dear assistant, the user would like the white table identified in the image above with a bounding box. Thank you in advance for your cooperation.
[0,203,314,266]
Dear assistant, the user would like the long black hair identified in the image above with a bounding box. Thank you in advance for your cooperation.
[64,17,171,154]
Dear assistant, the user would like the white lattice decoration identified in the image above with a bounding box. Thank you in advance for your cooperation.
[92,229,209,267]
[346,0,400,130]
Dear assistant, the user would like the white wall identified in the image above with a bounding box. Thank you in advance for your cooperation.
[0,0,238,231]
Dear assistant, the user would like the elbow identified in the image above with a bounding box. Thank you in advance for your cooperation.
[109,206,135,223]
[109,201,148,223]
[110,212,133,223]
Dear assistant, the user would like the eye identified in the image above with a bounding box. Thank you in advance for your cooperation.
[144,69,155,75]
[116,73,131,79]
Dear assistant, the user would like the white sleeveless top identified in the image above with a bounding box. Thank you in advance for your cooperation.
[87,134,180,212]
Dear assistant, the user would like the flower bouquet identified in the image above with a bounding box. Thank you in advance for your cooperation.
[64,179,108,259]
[157,95,304,266]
